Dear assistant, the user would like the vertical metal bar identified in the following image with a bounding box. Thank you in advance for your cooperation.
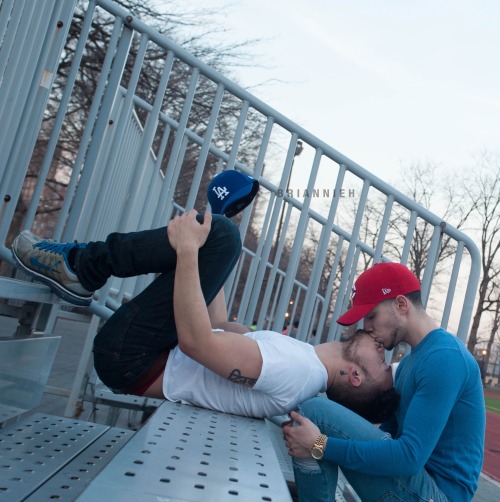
[268,274,284,328]
[0,0,34,129]
[238,188,275,324]
[401,211,418,264]
[0,0,24,115]
[441,241,464,330]
[272,147,322,336]
[64,314,101,418]
[60,17,132,239]
[328,180,371,337]
[246,134,300,324]
[243,192,281,325]
[328,245,362,341]
[263,204,293,329]
[226,251,247,318]
[226,100,250,170]
[87,34,151,235]
[457,243,481,342]
[316,234,344,343]
[54,18,127,240]
[23,0,97,229]
[288,287,301,336]
[373,194,394,262]
[0,0,76,242]
[0,0,16,50]
[299,163,347,340]
[118,51,176,231]
[229,117,274,322]
[420,224,444,308]
[153,67,200,225]
[185,83,225,210]
[135,121,172,235]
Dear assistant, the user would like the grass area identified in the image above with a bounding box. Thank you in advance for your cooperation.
[485,395,500,414]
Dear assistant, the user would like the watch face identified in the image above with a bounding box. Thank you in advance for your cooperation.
[311,447,323,460]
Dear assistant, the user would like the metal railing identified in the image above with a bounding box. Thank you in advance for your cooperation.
[0,0,481,410]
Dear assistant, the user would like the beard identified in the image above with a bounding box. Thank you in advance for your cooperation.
[384,330,399,350]
[341,334,363,367]
[384,305,403,350]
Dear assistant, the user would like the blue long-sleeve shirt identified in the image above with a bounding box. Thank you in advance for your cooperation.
[324,329,485,502]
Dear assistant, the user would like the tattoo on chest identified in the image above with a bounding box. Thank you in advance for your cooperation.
[228,369,257,386]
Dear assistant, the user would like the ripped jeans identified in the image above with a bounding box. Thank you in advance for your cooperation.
[293,398,450,502]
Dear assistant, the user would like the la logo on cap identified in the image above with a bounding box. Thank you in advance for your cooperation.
[212,185,229,200]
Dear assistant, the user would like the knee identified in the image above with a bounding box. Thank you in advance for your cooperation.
[299,396,334,419]
[293,457,323,474]
[210,215,242,254]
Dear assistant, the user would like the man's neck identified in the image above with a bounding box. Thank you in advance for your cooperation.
[405,312,440,347]
[314,342,343,391]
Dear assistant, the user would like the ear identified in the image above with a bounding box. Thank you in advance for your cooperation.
[348,366,362,387]
[394,295,410,314]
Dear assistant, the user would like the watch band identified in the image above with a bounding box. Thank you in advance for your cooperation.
[310,433,327,459]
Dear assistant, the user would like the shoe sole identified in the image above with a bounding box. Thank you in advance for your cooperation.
[11,248,93,307]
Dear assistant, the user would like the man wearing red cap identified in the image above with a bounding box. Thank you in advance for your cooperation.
[284,262,485,502]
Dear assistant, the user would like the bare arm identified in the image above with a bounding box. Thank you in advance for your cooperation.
[168,210,262,386]
[207,289,252,334]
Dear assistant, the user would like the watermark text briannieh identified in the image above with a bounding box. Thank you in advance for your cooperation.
[277,188,356,198]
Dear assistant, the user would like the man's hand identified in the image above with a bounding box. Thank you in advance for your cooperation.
[283,411,324,458]
[168,209,212,254]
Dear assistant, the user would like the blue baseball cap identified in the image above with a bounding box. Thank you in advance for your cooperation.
[207,170,259,218]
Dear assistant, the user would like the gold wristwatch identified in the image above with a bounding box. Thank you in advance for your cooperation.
[310,433,327,460]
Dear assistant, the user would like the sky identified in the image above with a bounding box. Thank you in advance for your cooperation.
[178,0,500,184]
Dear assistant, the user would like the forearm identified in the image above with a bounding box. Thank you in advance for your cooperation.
[168,210,263,384]
[207,288,250,334]
[173,250,212,356]
[215,321,251,334]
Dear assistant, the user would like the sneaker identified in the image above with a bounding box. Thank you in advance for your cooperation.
[11,230,94,306]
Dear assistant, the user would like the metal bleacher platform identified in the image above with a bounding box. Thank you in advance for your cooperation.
[0,402,359,501]
[0,0,482,500]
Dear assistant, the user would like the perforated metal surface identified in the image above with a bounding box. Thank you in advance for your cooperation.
[0,403,28,427]
[0,413,109,500]
[79,401,292,501]
[24,426,133,501]
[265,420,294,483]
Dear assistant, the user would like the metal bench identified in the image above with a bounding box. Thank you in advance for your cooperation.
[78,400,292,501]
[0,401,364,502]
[0,413,133,501]
[0,402,299,502]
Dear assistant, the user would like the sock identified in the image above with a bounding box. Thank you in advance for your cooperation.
[68,248,78,272]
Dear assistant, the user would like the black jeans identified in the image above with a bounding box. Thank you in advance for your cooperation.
[82,215,242,391]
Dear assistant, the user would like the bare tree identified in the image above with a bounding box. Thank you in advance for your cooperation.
[461,153,500,353]
[17,0,267,237]
[483,288,500,382]
[384,162,471,281]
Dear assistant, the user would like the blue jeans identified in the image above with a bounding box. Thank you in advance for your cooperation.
[293,397,450,502]
[83,215,242,391]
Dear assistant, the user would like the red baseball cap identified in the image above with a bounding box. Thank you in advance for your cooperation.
[337,262,421,326]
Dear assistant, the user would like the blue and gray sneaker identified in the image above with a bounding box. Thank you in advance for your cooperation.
[11,230,93,306]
